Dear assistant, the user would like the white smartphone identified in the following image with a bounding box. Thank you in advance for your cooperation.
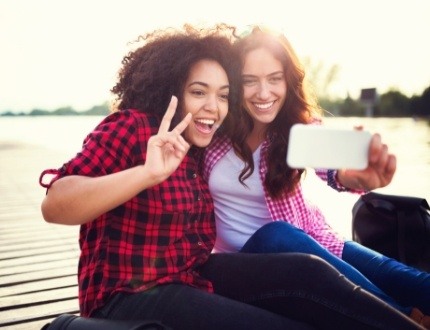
[286,124,372,170]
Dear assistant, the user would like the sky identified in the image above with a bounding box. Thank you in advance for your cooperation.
[1,0,429,113]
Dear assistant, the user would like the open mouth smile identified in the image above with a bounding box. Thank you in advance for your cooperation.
[194,118,216,133]
[253,101,275,111]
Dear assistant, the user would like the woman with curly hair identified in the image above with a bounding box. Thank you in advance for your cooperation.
[40,24,421,330]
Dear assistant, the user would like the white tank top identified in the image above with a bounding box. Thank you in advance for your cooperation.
[208,145,272,253]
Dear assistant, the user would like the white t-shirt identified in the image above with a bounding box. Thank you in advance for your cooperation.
[208,145,272,253]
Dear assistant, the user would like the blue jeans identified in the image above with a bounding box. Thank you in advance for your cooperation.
[343,240,430,314]
[93,253,419,330]
[241,221,430,315]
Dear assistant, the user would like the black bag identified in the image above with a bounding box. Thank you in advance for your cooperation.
[41,313,171,330]
[352,192,430,272]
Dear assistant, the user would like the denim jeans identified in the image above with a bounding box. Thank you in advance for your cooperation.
[241,221,430,315]
[94,253,419,330]
[343,240,430,314]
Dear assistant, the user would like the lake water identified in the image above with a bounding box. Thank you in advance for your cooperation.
[0,116,429,238]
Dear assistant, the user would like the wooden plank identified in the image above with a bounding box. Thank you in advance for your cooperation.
[0,286,77,309]
[0,224,73,235]
[0,265,77,286]
[0,244,78,260]
[0,237,77,254]
[0,210,43,220]
[0,275,77,297]
[0,144,81,327]
[0,250,79,268]
[1,317,66,330]
[0,238,77,249]
[0,258,77,276]
[2,318,58,330]
[0,299,79,327]
[0,226,70,236]
[0,230,77,243]
[0,226,77,239]
[0,235,76,247]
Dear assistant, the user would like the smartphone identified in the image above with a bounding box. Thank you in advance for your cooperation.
[286,124,372,170]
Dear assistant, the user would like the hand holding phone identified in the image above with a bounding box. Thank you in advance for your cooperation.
[287,124,372,170]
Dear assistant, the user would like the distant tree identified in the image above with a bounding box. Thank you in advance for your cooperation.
[418,86,430,117]
[29,109,50,116]
[410,95,423,117]
[83,102,110,115]
[338,94,364,117]
[52,106,77,116]
[318,96,343,116]
[0,111,17,116]
[377,89,411,117]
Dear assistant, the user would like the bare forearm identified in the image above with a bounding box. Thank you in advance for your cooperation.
[41,165,159,225]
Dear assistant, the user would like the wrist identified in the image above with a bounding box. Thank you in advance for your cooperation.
[137,164,165,189]
[336,169,368,193]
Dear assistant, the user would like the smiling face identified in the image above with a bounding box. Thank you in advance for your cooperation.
[182,59,230,147]
[242,47,287,133]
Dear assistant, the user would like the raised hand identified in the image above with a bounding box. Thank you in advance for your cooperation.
[144,96,192,183]
[338,133,397,191]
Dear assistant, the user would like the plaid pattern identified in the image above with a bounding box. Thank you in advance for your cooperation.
[41,110,215,316]
[204,135,347,258]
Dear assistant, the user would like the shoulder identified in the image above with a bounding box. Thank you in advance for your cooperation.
[205,135,232,162]
[203,135,232,180]
[81,109,160,163]
[102,109,159,128]
[207,135,230,153]
[93,109,160,141]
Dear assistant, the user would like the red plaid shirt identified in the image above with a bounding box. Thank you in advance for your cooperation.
[40,110,215,316]
[203,135,348,257]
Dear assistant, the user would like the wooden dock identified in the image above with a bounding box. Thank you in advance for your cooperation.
[0,143,80,329]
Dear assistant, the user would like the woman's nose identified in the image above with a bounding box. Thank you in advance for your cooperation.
[204,95,218,112]
[257,82,270,99]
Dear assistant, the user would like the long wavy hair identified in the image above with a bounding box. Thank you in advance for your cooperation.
[111,24,242,128]
[228,27,322,198]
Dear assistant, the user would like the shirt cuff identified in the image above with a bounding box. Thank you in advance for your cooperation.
[327,169,367,194]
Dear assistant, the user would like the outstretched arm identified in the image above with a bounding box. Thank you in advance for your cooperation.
[41,96,192,225]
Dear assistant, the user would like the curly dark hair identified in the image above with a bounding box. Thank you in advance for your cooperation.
[228,27,322,198]
[111,24,242,127]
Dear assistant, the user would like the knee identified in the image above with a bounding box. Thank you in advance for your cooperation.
[257,221,296,236]
[253,222,293,243]
[278,253,341,283]
[298,254,341,278]
[247,222,307,252]
[260,221,309,244]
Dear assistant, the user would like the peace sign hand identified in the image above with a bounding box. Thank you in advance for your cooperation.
[144,96,192,184]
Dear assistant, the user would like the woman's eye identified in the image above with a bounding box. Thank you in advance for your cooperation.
[219,94,229,101]
[191,90,205,96]
[270,76,284,83]
[243,79,257,86]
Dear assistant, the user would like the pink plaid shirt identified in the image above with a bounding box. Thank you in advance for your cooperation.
[203,135,349,258]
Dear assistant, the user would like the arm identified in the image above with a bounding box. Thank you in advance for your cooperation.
[41,165,159,225]
[41,96,191,225]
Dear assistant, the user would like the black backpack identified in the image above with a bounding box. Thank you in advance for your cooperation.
[352,192,430,272]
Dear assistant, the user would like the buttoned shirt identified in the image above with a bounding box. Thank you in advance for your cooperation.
[40,109,215,316]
